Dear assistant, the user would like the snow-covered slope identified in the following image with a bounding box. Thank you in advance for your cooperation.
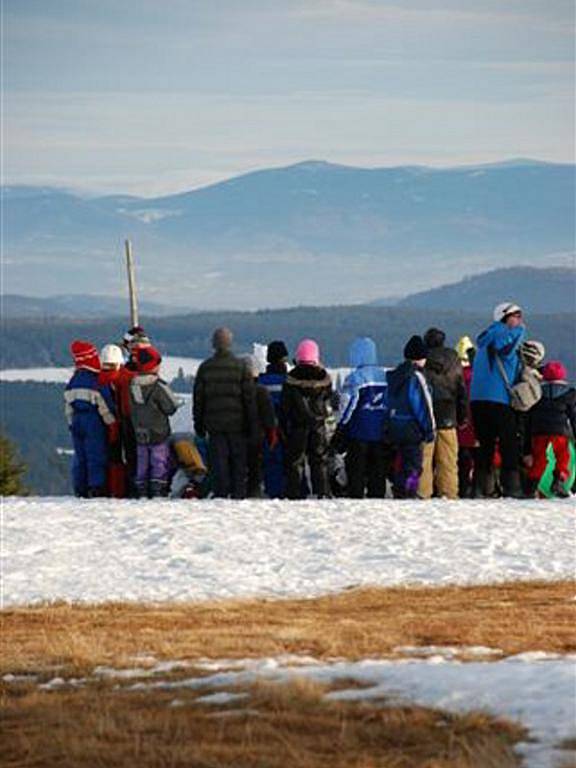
[2,497,574,607]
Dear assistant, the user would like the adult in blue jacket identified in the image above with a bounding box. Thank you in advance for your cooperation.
[386,335,436,498]
[470,302,526,497]
[336,337,391,498]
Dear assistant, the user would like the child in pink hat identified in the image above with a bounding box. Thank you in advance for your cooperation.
[281,338,333,498]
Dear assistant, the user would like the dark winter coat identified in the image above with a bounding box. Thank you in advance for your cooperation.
[254,383,277,442]
[386,361,435,445]
[259,364,287,429]
[424,347,468,429]
[528,381,576,438]
[130,374,179,444]
[281,364,333,433]
[193,350,257,436]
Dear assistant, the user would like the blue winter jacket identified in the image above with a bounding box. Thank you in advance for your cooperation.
[386,361,435,445]
[470,321,525,405]
[64,368,116,428]
[338,337,388,442]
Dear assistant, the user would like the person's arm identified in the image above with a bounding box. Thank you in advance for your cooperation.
[241,366,258,436]
[489,323,525,358]
[409,371,436,443]
[193,365,206,437]
[337,373,358,427]
[155,381,180,416]
[567,390,576,439]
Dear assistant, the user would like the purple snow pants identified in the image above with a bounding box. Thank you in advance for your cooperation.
[136,441,171,497]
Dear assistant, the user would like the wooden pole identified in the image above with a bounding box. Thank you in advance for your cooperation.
[125,239,139,328]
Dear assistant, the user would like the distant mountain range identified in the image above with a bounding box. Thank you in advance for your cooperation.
[372,266,575,314]
[4,265,573,321]
[3,159,574,310]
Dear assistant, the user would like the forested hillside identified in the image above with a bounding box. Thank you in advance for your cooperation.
[3,305,575,374]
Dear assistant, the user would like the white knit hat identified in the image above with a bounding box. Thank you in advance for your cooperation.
[100,344,124,366]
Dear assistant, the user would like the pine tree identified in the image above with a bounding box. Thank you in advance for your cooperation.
[0,433,28,495]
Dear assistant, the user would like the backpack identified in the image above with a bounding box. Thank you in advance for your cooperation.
[495,354,542,412]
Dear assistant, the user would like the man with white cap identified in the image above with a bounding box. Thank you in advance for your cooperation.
[470,302,526,497]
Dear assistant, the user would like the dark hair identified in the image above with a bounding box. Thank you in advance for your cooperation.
[424,328,446,349]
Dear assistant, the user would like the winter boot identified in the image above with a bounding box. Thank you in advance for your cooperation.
[150,480,169,498]
[523,478,539,499]
[135,481,149,499]
[501,470,524,499]
[87,486,106,498]
[476,467,496,498]
[551,476,570,499]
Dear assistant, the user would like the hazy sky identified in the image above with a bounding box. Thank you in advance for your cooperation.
[3,0,575,196]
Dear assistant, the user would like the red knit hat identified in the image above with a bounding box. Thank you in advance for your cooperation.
[542,361,567,382]
[70,340,101,372]
[134,345,162,373]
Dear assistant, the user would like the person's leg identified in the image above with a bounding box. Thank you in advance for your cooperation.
[458,447,473,498]
[285,428,308,499]
[366,442,387,498]
[135,445,151,498]
[85,419,108,496]
[308,427,330,497]
[71,423,88,497]
[435,428,459,499]
[263,441,286,499]
[471,402,498,496]
[402,443,424,498]
[496,404,523,497]
[208,433,231,498]
[418,439,435,499]
[229,433,248,500]
[345,440,368,499]
[149,442,172,497]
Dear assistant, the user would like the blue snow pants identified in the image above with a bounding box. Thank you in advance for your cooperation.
[71,412,108,496]
[262,441,286,499]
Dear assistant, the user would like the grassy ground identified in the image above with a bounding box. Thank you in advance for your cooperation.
[2,580,574,767]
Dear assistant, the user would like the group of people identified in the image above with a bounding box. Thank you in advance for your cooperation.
[65,301,575,501]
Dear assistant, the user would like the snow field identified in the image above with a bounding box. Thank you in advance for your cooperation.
[2,496,575,607]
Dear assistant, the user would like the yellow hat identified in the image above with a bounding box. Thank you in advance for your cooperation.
[455,335,475,365]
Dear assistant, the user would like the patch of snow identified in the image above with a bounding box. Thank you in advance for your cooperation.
[3,673,38,682]
[2,497,575,608]
[196,691,249,705]
[117,207,181,223]
[93,666,152,679]
[393,645,504,659]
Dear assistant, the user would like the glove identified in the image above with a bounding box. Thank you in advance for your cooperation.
[266,427,279,450]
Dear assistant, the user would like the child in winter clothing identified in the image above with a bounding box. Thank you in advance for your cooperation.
[258,340,289,498]
[244,355,278,497]
[65,340,117,497]
[455,335,479,497]
[282,339,333,499]
[526,361,576,498]
[335,337,391,498]
[386,335,435,498]
[130,346,180,498]
[419,328,468,500]
[98,344,127,498]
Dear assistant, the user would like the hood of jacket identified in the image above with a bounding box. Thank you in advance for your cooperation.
[287,363,331,388]
[349,337,377,368]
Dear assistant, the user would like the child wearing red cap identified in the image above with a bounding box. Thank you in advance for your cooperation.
[65,340,117,497]
[129,346,181,498]
[526,361,576,498]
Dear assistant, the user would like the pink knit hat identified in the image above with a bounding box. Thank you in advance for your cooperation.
[542,361,567,382]
[295,338,320,365]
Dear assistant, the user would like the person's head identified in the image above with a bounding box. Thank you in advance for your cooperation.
[100,344,124,371]
[122,325,150,351]
[134,345,162,375]
[266,340,289,365]
[212,327,233,352]
[493,302,524,328]
[70,340,101,373]
[295,338,320,366]
[423,328,446,349]
[455,335,476,367]
[348,337,377,368]
[403,335,427,367]
[541,361,567,382]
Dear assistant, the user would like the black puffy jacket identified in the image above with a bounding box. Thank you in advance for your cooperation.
[424,347,468,429]
[281,364,333,432]
[529,382,576,438]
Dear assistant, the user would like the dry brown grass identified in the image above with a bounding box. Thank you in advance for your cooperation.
[2,580,574,675]
[1,675,526,768]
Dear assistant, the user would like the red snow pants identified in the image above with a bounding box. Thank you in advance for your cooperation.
[529,435,571,482]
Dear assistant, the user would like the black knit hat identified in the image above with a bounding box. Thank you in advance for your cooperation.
[423,327,446,349]
[404,335,427,361]
[267,340,289,364]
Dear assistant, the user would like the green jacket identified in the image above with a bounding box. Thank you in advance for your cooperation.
[193,350,257,436]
